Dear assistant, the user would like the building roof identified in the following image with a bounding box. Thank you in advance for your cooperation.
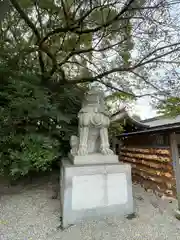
[111,107,150,129]
[112,108,180,136]
[112,107,180,128]
[142,115,180,128]
[118,122,180,137]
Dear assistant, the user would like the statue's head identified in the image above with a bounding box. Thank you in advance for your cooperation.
[84,87,104,104]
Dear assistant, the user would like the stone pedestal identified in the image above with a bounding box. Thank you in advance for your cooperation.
[68,153,119,165]
[60,158,134,228]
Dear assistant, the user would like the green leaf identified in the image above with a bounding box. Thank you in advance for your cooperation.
[18,0,33,8]
[106,91,134,101]
[80,33,92,48]
[121,51,131,66]
[39,0,58,11]
[157,97,180,117]
[91,7,119,25]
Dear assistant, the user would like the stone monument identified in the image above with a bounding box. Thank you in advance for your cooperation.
[60,87,134,228]
[69,87,118,164]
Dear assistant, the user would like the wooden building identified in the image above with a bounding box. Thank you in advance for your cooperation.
[111,109,180,208]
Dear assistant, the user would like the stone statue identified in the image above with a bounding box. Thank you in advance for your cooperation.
[70,87,114,156]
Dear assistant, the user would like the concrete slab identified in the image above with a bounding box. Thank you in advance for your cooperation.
[68,153,119,165]
[60,158,134,228]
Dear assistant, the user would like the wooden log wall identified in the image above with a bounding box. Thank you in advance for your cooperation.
[120,147,176,197]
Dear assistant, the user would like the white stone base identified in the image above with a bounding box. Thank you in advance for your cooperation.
[72,172,128,210]
[69,153,119,165]
[60,159,134,228]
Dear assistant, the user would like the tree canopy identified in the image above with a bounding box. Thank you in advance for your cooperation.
[1,0,180,97]
[1,0,180,179]
[0,62,85,179]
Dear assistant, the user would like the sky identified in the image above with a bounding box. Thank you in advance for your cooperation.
[131,1,180,121]
[132,96,157,120]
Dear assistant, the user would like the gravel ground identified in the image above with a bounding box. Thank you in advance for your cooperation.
[0,177,180,240]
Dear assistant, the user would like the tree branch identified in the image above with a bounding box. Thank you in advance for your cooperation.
[57,39,180,88]
[130,70,168,94]
[65,66,131,84]
[33,0,46,76]
[136,46,180,68]
[58,40,126,67]
[10,0,48,77]
[137,41,180,66]
[98,80,166,102]
[10,0,60,80]
[40,0,136,44]
[74,2,118,27]
[153,60,180,64]
[96,79,136,98]
[33,0,43,37]
[10,0,40,40]
[61,0,69,25]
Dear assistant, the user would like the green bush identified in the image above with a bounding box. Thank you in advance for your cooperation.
[0,65,84,180]
[0,134,59,179]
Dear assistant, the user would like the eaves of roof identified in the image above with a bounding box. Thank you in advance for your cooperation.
[110,108,150,129]
[117,122,180,137]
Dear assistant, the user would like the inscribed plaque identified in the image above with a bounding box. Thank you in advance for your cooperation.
[107,173,128,205]
[72,174,104,210]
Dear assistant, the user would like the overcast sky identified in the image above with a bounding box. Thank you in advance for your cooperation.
[133,97,157,120]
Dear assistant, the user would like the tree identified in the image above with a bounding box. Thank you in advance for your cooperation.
[0,62,86,179]
[0,0,12,22]
[1,0,180,179]
[2,0,180,99]
[155,67,180,116]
